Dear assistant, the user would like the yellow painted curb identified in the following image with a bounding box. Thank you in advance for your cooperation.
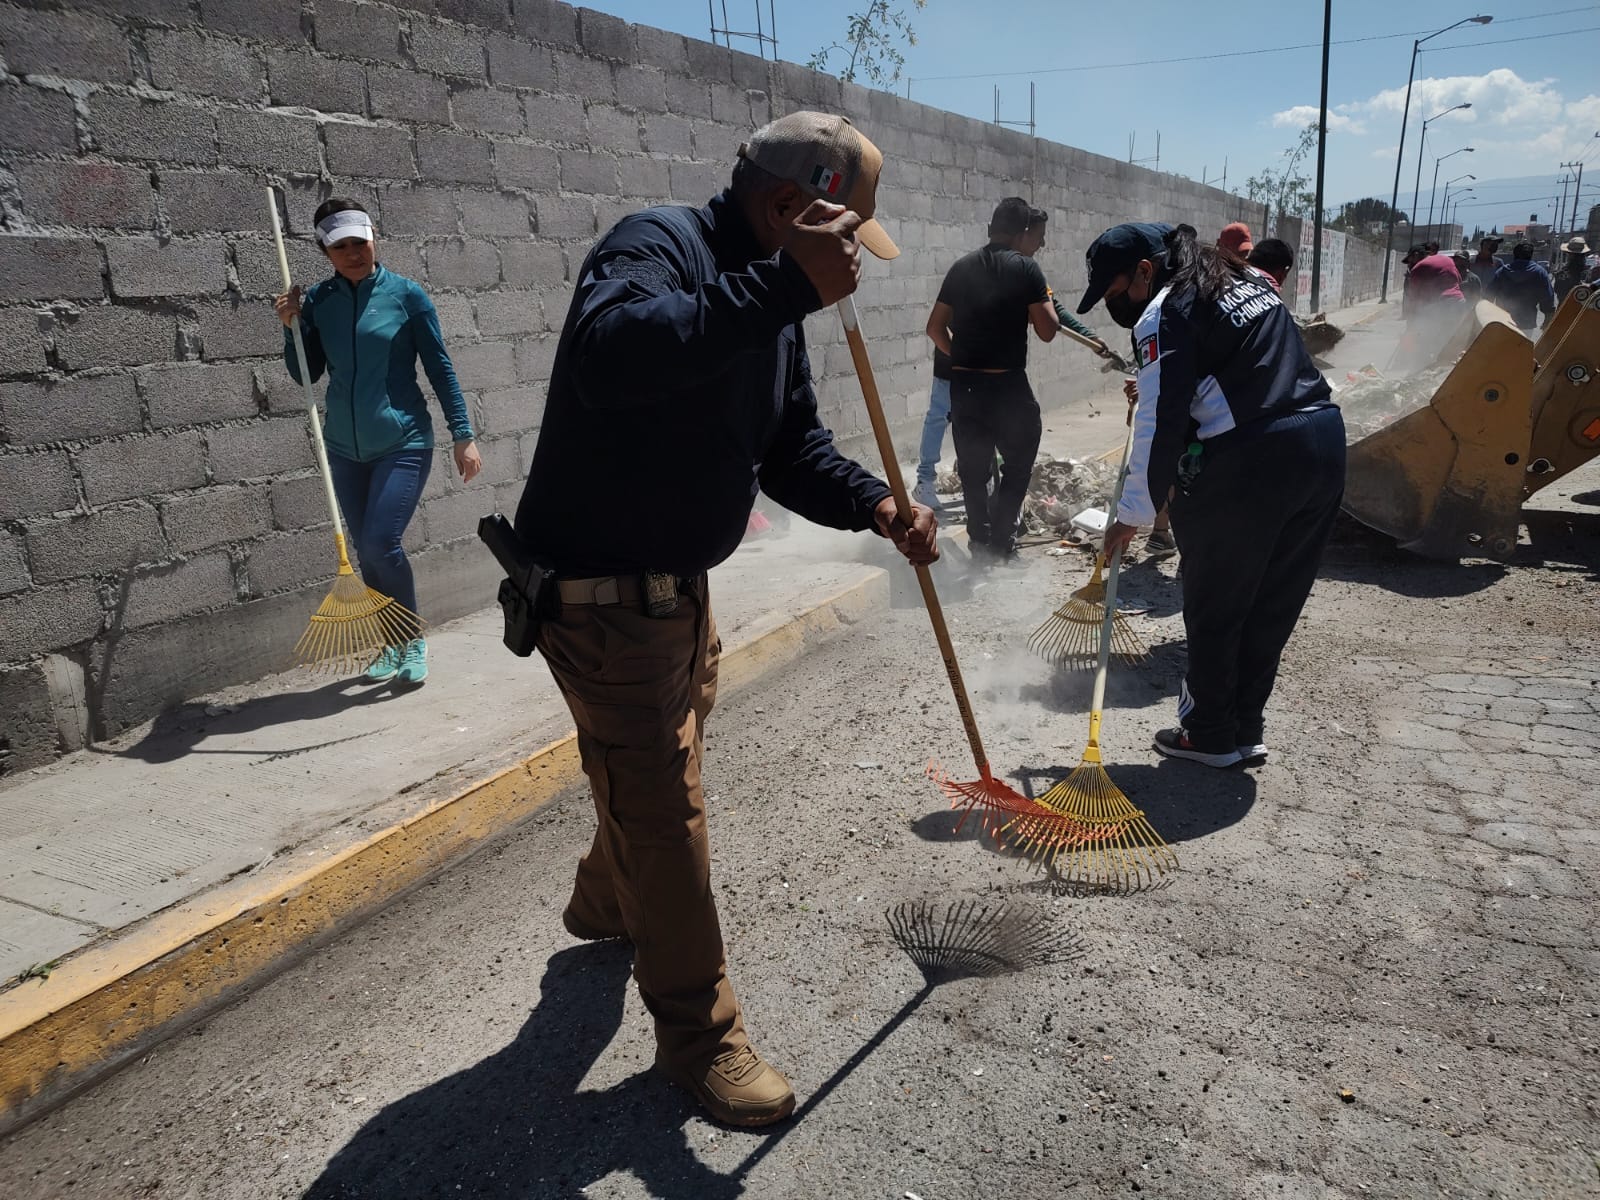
[0,567,888,1135]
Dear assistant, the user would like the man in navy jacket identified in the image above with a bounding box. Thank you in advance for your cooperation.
[515,112,936,1128]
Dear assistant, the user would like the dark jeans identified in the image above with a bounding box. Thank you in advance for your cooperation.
[328,447,432,628]
[950,371,1041,550]
[1169,406,1346,752]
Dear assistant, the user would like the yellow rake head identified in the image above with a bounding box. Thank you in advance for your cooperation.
[1028,557,1148,669]
[1012,754,1178,893]
[294,562,424,675]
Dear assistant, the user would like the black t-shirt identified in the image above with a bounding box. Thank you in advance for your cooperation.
[932,347,951,379]
[936,244,1050,372]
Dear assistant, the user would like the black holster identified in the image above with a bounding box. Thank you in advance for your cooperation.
[477,513,559,656]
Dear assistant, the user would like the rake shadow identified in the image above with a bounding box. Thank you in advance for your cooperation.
[729,900,1085,1183]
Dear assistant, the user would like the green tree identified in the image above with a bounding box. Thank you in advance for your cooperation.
[808,0,927,88]
[1330,197,1408,232]
[1244,124,1319,220]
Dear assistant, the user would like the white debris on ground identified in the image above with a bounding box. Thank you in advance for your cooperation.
[932,453,1120,539]
[1024,455,1119,537]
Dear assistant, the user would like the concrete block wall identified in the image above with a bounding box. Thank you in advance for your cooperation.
[0,0,1262,771]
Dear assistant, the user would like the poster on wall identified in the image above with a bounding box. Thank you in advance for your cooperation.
[1294,224,1347,315]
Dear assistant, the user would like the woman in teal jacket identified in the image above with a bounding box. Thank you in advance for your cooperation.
[275,198,482,685]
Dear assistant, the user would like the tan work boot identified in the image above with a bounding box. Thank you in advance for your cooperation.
[657,1043,796,1127]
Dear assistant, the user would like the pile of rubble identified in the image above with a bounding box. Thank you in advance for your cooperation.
[933,453,1120,539]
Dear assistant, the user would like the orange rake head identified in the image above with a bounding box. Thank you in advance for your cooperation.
[926,761,1117,856]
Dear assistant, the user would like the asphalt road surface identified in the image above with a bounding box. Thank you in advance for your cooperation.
[3,465,1597,1200]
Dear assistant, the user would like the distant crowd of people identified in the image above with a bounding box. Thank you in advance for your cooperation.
[1402,232,1599,338]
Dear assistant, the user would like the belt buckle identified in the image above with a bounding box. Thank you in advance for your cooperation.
[643,571,678,617]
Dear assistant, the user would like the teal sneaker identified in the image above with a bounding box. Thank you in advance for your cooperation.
[397,638,428,685]
[364,644,401,682]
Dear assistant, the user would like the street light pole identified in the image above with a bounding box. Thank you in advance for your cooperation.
[1380,17,1488,302]
[1428,147,1473,241]
[1413,105,1471,245]
[1311,0,1331,312]
[1441,172,1474,245]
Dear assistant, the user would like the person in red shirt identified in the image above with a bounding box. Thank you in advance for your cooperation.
[1401,250,1467,368]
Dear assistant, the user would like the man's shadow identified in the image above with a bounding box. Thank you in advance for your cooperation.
[302,943,744,1199]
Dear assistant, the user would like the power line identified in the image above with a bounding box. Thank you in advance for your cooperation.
[908,6,1599,85]
[1452,195,1564,208]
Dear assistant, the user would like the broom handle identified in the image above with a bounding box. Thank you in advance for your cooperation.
[837,296,995,780]
[1087,420,1140,745]
[266,187,350,561]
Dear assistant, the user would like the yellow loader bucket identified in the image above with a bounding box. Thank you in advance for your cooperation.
[1526,283,1600,497]
[1342,304,1533,561]
[1342,285,1600,561]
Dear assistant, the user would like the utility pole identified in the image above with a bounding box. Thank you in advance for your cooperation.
[1310,0,1331,313]
[1567,159,1587,243]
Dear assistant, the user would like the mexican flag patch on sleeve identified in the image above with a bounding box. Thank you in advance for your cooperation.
[1137,331,1159,368]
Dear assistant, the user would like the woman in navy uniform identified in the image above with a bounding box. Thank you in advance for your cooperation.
[1079,223,1345,768]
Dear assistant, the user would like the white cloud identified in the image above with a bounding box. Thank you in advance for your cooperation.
[1372,145,1399,160]
[1271,105,1365,134]
[1353,68,1564,130]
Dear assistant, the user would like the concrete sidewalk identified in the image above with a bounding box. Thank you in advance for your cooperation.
[0,538,899,985]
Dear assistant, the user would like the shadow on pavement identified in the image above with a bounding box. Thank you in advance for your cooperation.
[1319,516,1510,598]
[1520,509,1600,580]
[909,755,1257,852]
[301,943,746,1200]
[104,677,409,765]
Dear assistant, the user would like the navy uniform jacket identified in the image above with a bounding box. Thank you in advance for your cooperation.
[1120,270,1333,526]
[515,190,891,577]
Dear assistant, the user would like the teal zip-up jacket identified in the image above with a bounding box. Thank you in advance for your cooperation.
[285,265,473,462]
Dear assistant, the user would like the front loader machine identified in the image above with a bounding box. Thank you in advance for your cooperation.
[1341,285,1600,561]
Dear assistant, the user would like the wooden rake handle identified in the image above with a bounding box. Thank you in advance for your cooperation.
[1054,323,1132,374]
[836,296,994,780]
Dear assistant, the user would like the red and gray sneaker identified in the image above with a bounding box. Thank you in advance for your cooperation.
[1153,727,1242,768]
[1237,741,1269,764]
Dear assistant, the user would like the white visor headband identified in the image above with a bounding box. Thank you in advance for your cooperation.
[316,211,374,246]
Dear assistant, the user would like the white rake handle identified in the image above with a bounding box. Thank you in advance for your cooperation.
[1089,422,1139,725]
[266,187,348,552]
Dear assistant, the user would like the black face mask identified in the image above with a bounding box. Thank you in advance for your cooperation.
[1105,284,1147,329]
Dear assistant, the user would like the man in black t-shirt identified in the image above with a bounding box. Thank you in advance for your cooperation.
[925,196,1060,557]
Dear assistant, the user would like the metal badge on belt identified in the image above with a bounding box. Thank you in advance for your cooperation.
[643,571,679,617]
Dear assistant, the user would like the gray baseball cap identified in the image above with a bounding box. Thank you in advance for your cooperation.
[737,111,899,260]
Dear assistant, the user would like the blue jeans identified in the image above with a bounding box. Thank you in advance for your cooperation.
[915,377,951,486]
[327,448,432,628]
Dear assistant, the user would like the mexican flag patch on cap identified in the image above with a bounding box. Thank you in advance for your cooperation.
[810,165,844,196]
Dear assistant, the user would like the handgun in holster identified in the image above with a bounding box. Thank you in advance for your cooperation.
[477,513,559,657]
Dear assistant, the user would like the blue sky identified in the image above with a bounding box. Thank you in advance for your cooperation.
[590,1,1600,232]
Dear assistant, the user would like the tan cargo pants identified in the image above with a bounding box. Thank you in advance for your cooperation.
[535,575,743,1070]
